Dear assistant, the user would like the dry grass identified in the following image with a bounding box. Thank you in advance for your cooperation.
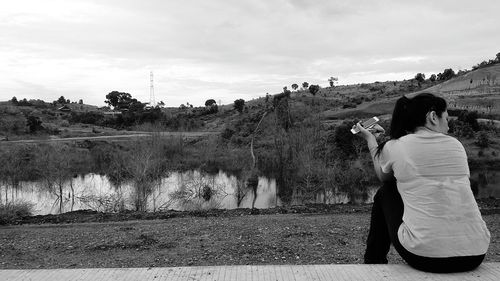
[0,201,34,224]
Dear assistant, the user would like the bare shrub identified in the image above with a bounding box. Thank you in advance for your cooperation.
[78,193,125,213]
[122,133,167,211]
[0,145,38,204]
[169,172,228,211]
[34,144,91,213]
[0,201,35,224]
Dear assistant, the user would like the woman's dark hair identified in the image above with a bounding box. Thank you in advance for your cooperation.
[376,93,447,156]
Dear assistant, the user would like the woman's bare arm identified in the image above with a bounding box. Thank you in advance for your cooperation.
[354,123,393,182]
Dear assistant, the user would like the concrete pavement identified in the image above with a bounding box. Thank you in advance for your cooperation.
[1,263,499,281]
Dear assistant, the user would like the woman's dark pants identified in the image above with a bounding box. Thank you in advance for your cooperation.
[364,180,485,273]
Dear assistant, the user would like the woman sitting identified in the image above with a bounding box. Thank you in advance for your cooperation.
[355,93,490,273]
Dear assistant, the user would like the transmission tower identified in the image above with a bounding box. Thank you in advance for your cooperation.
[149,71,156,106]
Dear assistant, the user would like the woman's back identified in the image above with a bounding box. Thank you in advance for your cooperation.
[380,129,490,257]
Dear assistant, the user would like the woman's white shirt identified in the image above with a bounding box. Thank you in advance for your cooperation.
[378,129,490,257]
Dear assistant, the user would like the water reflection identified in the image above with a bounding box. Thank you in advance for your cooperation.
[1,169,496,215]
[0,171,281,215]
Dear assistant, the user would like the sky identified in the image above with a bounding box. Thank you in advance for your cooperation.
[1,0,499,107]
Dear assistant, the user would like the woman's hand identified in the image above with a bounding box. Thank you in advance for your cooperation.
[353,123,385,141]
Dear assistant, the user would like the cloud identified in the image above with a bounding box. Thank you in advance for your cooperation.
[1,0,500,106]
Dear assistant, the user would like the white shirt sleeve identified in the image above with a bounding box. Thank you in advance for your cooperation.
[453,137,471,178]
[378,140,395,174]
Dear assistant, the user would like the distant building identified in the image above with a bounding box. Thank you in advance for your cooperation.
[58,105,71,112]
[103,111,122,116]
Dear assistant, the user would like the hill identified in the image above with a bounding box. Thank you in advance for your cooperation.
[316,64,500,122]
[2,63,500,140]
[422,64,500,117]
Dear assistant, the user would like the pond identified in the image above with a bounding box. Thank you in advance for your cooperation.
[0,171,282,215]
[1,169,496,215]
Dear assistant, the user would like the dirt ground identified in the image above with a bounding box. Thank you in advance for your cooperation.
[1,202,499,269]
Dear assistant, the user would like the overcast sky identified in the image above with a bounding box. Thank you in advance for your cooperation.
[1,0,499,107]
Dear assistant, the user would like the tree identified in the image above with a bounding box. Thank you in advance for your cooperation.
[205,99,218,114]
[309,84,320,96]
[10,97,18,105]
[429,74,436,82]
[121,136,165,211]
[128,100,145,112]
[283,87,291,96]
[26,115,42,133]
[330,121,360,160]
[291,84,298,91]
[18,98,31,106]
[496,52,500,62]
[78,99,83,104]
[205,99,217,107]
[415,73,425,83]
[105,91,136,110]
[234,99,245,113]
[328,77,338,87]
[57,96,67,104]
[302,82,309,89]
[437,68,455,81]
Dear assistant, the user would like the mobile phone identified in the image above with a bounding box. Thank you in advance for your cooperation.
[351,116,379,134]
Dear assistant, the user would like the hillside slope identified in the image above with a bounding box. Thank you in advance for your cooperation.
[320,64,500,121]
[421,64,500,116]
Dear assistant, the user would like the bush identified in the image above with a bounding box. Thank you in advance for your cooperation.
[448,119,475,138]
[43,123,61,134]
[221,128,235,140]
[234,99,245,113]
[0,201,34,224]
[0,115,25,135]
[457,110,479,131]
[69,111,104,125]
[476,131,490,148]
[60,120,70,127]
[26,115,43,133]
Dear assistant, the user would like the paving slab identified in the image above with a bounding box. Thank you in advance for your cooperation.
[0,263,499,281]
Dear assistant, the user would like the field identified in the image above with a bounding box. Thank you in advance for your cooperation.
[1,205,499,269]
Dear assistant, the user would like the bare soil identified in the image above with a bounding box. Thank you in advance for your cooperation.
[1,201,499,269]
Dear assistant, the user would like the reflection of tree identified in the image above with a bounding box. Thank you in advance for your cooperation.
[94,132,169,211]
[150,178,175,212]
[235,176,251,207]
[0,145,29,204]
[35,144,90,214]
[124,134,166,211]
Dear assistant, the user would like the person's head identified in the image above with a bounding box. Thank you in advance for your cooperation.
[389,93,448,139]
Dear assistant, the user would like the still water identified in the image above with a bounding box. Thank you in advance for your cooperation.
[0,171,283,215]
[1,170,496,215]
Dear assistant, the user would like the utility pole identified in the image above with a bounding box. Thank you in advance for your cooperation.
[149,71,156,106]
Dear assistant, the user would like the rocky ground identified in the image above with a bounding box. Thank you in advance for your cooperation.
[0,200,499,269]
